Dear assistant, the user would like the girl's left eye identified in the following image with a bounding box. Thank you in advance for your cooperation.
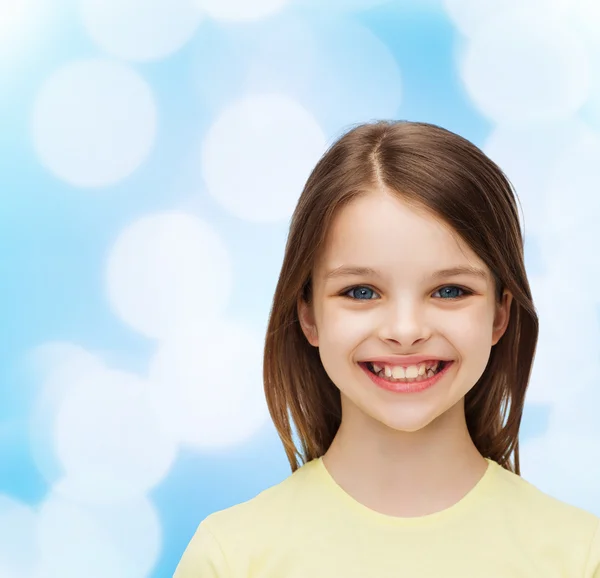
[433,286,472,299]
[344,286,380,300]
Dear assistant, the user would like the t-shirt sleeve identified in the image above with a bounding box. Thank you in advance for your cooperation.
[173,520,231,578]
[586,518,600,578]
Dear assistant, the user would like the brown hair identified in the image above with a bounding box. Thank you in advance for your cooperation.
[263,120,538,476]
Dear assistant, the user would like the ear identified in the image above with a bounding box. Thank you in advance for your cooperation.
[297,296,319,347]
[491,290,513,346]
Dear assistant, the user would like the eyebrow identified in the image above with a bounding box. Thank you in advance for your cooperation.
[324,265,488,282]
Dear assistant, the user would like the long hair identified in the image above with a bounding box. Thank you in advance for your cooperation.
[263,120,538,476]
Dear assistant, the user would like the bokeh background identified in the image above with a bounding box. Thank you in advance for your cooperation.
[2,0,600,576]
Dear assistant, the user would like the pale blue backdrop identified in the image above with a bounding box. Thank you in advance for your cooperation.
[2,0,600,576]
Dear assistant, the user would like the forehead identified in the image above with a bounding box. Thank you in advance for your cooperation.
[318,191,487,275]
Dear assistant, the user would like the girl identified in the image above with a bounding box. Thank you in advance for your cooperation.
[174,121,600,577]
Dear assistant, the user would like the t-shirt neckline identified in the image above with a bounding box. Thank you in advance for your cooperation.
[314,456,498,527]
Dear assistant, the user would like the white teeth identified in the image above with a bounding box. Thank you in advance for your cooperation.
[405,365,419,379]
[368,360,447,382]
[391,366,405,379]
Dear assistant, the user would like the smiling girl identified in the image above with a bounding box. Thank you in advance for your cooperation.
[174,121,600,577]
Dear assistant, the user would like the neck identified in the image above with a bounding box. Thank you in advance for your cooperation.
[322,398,488,517]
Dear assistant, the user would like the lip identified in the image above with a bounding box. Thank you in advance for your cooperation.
[361,355,453,367]
[359,360,454,394]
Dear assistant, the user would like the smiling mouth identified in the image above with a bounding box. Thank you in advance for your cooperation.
[363,360,449,382]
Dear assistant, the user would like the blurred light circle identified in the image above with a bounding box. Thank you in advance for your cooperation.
[148,320,270,449]
[568,0,600,42]
[27,342,105,386]
[295,0,394,10]
[304,18,403,132]
[0,497,38,578]
[526,272,600,404]
[53,369,178,503]
[191,14,402,136]
[32,59,157,187]
[484,119,588,237]
[106,211,233,339]
[460,17,589,124]
[28,343,107,486]
[194,0,289,21]
[201,93,326,222]
[443,0,571,38]
[36,493,160,578]
[521,432,600,516]
[80,0,203,61]
[0,0,28,59]
[535,127,600,294]
[543,126,600,237]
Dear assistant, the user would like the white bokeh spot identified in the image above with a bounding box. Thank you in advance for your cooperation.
[459,17,589,124]
[201,93,326,222]
[521,427,600,517]
[148,319,270,449]
[304,18,403,132]
[192,15,402,136]
[0,0,29,60]
[36,493,160,578]
[444,0,571,38]
[32,59,157,187]
[80,0,204,61]
[194,0,289,21]
[106,211,233,339]
[0,496,38,578]
[295,0,400,11]
[543,126,600,239]
[28,342,107,486]
[27,342,106,386]
[53,368,178,504]
[526,272,600,404]
[568,0,600,42]
[484,119,589,237]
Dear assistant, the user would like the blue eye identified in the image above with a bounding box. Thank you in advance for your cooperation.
[342,285,472,301]
[434,286,470,299]
[344,286,379,300]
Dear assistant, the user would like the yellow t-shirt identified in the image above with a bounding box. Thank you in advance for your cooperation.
[173,457,600,577]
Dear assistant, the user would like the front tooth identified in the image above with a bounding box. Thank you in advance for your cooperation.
[391,366,406,379]
[418,364,426,376]
[384,366,393,378]
[405,365,419,378]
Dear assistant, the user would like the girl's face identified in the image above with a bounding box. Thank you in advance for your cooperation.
[298,191,512,434]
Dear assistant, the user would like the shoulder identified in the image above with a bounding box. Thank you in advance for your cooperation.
[489,461,600,575]
[204,458,319,539]
[176,458,321,574]
[173,518,230,577]
[491,462,598,526]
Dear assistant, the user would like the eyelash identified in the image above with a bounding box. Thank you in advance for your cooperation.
[340,285,474,301]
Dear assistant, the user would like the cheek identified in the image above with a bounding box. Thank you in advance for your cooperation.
[318,306,376,349]
[446,309,496,366]
[435,301,493,338]
[450,315,491,341]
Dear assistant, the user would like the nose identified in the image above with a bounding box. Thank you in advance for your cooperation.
[377,298,432,347]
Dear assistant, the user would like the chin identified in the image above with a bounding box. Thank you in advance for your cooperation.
[382,419,435,434]
[371,406,444,433]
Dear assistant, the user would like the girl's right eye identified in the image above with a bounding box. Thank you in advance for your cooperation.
[343,285,380,300]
